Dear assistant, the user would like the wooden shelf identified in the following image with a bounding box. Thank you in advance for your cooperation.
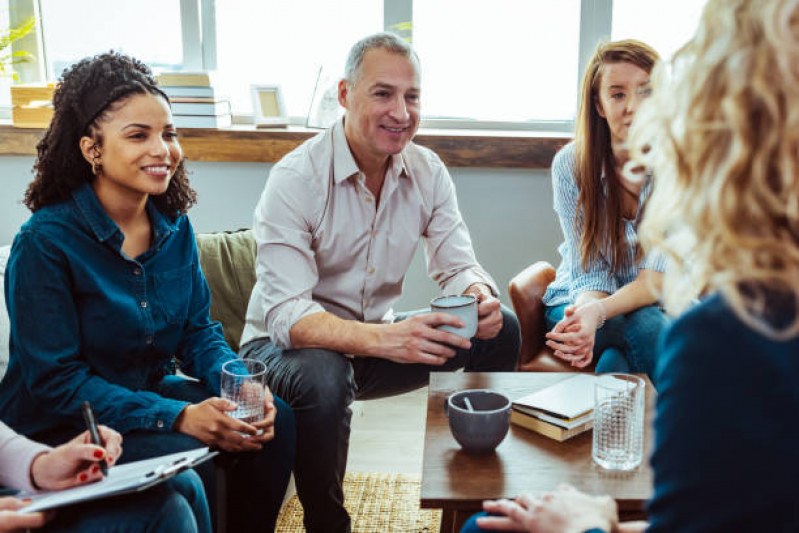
[0,124,571,169]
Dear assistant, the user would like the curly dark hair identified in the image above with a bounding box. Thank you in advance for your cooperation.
[24,51,196,218]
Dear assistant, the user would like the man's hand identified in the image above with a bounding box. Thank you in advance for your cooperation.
[31,426,122,490]
[0,497,53,531]
[545,301,605,367]
[377,313,472,365]
[175,398,265,453]
[477,484,618,533]
[464,284,503,340]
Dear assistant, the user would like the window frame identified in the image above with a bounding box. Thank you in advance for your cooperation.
[4,0,615,131]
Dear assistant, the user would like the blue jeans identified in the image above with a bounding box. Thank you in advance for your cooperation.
[44,470,210,533]
[117,376,296,533]
[545,304,668,383]
[241,305,520,533]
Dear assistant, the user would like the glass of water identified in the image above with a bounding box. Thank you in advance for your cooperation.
[221,359,266,426]
[592,373,645,471]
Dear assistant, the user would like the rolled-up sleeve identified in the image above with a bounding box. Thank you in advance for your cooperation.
[252,167,326,349]
[423,162,499,297]
[550,147,618,302]
[0,422,50,492]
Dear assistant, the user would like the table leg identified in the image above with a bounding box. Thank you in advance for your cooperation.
[440,508,455,533]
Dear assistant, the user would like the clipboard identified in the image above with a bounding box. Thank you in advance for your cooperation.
[18,447,217,514]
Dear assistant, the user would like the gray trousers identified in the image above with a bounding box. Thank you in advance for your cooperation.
[239,305,520,533]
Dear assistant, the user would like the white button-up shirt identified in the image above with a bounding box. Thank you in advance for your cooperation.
[241,118,498,349]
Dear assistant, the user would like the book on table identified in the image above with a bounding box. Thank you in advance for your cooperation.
[510,374,599,441]
[161,86,218,99]
[169,99,230,116]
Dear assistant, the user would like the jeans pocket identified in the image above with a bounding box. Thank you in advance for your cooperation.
[153,264,192,324]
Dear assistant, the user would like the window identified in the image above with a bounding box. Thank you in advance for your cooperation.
[39,0,183,78]
[413,0,581,123]
[611,0,708,60]
[214,0,382,117]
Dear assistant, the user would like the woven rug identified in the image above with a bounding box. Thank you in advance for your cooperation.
[276,473,441,532]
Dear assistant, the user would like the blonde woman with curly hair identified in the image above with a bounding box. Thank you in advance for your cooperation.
[543,39,668,381]
[462,0,799,532]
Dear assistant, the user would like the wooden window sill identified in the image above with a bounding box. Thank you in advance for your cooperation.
[0,124,571,169]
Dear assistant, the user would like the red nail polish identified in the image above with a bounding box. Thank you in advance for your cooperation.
[92,465,100,474]
[93,449,104,459]
[23,498,32,503]
[79,473,88,482]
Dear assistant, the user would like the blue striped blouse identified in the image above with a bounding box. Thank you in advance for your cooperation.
[543,142,666,307]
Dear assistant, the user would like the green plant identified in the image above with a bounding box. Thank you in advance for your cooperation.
[0,15,34,80]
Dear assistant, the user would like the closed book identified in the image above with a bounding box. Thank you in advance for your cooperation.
[513,374,599,422]
[173,114,232,129]
[156,71,215,87]
[512,405,592,429]
[170,100,230,116]
[161,86,217,98]
[510,409,593,442]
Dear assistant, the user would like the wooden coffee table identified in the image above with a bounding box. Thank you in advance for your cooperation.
[420,372,656,533]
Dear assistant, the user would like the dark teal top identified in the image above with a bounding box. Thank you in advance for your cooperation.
[647,292,799,531]
[0,184,237,441]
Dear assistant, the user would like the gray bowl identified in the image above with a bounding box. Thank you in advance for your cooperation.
[445,389,511,454]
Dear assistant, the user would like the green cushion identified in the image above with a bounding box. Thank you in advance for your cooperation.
[195,229,257,352]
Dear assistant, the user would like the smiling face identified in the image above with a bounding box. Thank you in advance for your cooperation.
[80,92,182,203]
[595,61,652,147]
[338,48,420,170]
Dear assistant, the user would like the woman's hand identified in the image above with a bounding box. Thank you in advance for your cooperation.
[0,497,53,531]
[476,484,618,533]
[545,302,605,367]
[250,386,277,444]
[175,397,266,453]
[30,426,122,491]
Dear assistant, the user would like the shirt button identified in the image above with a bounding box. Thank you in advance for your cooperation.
[365,196,372,203]
[156,420,164,429]
[368,267,375,274]
[364,301,370,308]
[133,268,142,276]
[145,336,154,345]
[140,301,148,308]
[371,231,376,238]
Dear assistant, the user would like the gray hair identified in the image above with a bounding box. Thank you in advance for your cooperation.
[344,32,420,82]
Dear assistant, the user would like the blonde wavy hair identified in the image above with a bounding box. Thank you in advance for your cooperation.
[629,0,799,339]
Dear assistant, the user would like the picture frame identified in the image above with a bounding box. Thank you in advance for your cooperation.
[250,84,288,128]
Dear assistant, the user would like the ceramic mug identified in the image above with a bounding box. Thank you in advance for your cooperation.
[444,389,511,454]
[431,294,478,339]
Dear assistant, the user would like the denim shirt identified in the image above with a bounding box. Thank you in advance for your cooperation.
[0,184,237,440]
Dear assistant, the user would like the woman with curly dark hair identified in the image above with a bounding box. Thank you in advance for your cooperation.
[0,52,295,532]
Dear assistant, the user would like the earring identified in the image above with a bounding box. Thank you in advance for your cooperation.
[91,158,102,176]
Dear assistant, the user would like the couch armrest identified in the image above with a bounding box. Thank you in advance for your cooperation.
[508,261,556,369]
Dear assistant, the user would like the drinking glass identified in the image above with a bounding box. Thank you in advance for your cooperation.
[592,373,645,471]
[221,359,266,425]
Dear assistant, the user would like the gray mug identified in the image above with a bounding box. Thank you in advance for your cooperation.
[444,389,511,454]
[431,294,478,338]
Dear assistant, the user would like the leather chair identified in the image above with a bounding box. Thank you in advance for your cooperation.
[508,261,596,372]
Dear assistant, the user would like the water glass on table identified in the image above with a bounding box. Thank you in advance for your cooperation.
[221,359,267,429]
[592,374,645,471]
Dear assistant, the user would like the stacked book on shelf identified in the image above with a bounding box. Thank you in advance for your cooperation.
[511,374,597,442]
[155,71,231,129]
[10,84,55,128]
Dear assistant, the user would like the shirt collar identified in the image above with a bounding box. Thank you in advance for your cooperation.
[332,117,410,184]
[72,183,178,249]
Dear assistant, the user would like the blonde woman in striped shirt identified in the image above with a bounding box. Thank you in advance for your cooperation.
[543,40,668,381]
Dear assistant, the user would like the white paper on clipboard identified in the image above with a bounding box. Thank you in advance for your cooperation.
[18,447,217,514]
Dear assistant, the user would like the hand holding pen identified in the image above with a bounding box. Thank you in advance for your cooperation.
[28,416,122,491]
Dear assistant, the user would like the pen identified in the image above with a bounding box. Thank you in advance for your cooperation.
[81,401,108,477]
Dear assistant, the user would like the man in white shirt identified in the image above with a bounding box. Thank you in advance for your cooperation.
[240,32,520,533]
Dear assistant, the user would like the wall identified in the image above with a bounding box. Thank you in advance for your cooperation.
[0,156,562,309]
